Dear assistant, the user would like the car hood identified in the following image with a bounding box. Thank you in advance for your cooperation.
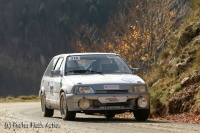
[65,74,145,85]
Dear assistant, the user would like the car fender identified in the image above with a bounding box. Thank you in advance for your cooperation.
[59,76,75,96]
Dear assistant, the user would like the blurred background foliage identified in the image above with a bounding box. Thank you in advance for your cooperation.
[0,0,190,97]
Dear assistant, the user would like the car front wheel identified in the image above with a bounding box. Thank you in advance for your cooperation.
[133,109,150,121]
[60,92,76,121]
[41,93,54,117]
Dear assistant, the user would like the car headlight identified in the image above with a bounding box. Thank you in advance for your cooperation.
[75,87,95,94]
[129,85,146,92]
[79,98,90,109]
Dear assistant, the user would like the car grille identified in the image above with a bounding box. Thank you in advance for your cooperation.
[95,90,128,94]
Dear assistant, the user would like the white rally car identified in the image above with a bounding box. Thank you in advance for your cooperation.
[39,53,150,121]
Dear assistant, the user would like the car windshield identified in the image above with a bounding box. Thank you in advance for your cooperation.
[65,54,132,75]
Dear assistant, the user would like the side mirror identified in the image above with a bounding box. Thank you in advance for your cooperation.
[51,70,62,77]
[131,68,139,74]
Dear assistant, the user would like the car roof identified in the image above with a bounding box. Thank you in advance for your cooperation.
[54,52,118,58]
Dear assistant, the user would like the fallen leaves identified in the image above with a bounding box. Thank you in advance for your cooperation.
[115,112,200,124]
[151,113,200,124]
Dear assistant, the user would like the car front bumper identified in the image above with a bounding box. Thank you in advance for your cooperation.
[65,93,150,111]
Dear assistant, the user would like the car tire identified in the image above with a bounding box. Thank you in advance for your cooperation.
[41,93,54,117]
[60,92,76,121]
[104,113,115,119]
[133,109,150,121]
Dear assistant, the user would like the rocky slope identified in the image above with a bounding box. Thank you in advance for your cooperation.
[144,2,200,122]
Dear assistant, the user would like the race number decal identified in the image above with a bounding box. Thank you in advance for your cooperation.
[69,56,80,60]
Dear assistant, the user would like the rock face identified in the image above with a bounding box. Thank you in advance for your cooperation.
[176,55,194,75]
[191,70,200,83]
[178,25,194,47]
[178,23,200,47]
[181,71,200,87]
[152,79,163,87]
[181,77,190,86]
[168,83,200,114]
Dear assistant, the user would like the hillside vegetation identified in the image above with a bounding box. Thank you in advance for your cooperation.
[144,0,200,117]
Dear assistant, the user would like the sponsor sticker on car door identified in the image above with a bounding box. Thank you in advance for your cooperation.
[49,78,55,95]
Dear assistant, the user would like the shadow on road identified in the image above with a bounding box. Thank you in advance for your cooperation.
[74,117,168,124]
[50,114,168,124]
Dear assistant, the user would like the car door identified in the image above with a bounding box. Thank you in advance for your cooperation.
[49,57,64,109]
[42,57,58,107]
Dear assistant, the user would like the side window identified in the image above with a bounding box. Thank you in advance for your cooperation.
[54,58,64,73]
[59,60,64,74]
[53,58,58,67]
[44,58,58,76]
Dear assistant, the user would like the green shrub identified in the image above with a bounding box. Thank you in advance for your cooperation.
[195,49,200,63]
[174,83,181,92]
[150,88,162,108]
[160,91,170,103]
[189,0,200,10]
[171,36,179,43]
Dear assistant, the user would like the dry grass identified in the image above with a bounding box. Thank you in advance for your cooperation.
[0,95,40,103]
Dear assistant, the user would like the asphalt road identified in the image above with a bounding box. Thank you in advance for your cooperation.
[0,102,199,133]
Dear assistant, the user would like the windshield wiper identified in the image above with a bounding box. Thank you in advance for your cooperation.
[90,70,103,74]
[66,70,103,74]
